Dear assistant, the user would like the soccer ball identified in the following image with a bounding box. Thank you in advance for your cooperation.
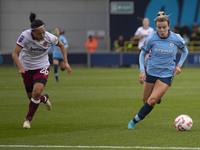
[174,114,193,131]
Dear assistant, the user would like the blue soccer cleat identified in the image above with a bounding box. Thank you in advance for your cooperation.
[128,120,135,129]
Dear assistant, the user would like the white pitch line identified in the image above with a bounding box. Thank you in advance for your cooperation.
[0,145,200,149]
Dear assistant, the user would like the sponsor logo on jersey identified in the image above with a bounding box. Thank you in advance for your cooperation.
[30,47,46,52]
[18,35,25,43]
[154,48,173,54]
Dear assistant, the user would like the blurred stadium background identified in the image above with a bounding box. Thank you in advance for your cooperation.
[0,0,200,67]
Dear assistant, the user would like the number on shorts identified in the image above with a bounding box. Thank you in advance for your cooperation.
[40,68,49,76]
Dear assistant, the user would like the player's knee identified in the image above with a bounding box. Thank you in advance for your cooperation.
[32,89,42,99]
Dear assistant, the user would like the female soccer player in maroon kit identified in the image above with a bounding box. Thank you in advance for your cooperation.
[12,13,72,129]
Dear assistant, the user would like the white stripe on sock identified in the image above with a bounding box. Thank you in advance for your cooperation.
[135,114,141,122]
[31,98,40,104]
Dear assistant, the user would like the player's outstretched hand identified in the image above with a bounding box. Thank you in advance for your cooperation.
[65,63,72,74]
[17,67,28,74]
[139,72,146,84]
[174,65,181,75]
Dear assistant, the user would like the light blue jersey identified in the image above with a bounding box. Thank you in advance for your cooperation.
[140,31,188,77]
[48,35,68,59]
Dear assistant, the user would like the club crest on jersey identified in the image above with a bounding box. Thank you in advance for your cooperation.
[43,42,47,47]
[18,35,25,43]
[170,43,174,47]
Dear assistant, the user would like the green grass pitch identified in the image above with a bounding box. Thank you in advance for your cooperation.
[0,67,200,150]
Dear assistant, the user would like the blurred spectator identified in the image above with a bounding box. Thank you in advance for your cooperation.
[113,40,121,52]
[133,18,154,66]
[190,32,198,41]
[127,36,135,51]
[196,25,200,40]
[191,22,198,33]
[189,32,200,51]
[112,35,124,52]
[172,23,180,34]
[182,34,189,43]
[180,22,190,37]
[85,35,98,53]
[188,22,200,50]
[134,18,154,51]
[118,35,124,50]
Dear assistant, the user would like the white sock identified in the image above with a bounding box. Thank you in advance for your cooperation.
[31,98,40,104]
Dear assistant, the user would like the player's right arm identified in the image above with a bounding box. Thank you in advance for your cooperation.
[139,50,148,84]
[138,35,153,84]
[12,44,27,74]
[56,40,72,74]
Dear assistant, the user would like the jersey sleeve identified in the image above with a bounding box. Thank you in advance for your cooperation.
[176,34,188,67]
[141,35,152,52]
[139,50,148,72]
[139,35,153,72]
[177,46,188,67]
[61,36,68,49]
[47,32,59,46]
[177,34,186,50]
[16,33,27,48]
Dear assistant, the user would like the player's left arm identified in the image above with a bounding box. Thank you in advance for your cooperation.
[57,40,72,74]
[174,36,189,75]
[174,46,188,75]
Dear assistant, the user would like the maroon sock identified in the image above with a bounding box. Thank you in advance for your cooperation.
[40,95,46,103]
[26,99,40,121]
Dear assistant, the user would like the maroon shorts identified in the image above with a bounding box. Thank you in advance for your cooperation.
[21,68,50,87]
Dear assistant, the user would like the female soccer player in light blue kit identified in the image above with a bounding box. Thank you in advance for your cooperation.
[128,11,188,129]
[49,28,68,82]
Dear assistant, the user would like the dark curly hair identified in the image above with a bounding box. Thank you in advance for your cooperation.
[29,12,45,29]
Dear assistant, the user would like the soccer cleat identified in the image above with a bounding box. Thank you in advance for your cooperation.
[44,93,52,111]
[23,119,31,129]
[157,98,162,104]
[128,120,135,129]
